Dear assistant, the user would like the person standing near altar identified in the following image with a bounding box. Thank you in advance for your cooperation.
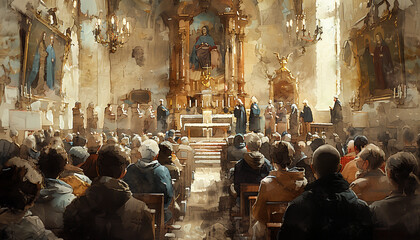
[264,100,276,136]
[300,99,313,138]
[234,99,247,135]
[330,95,344,140]
[157,99,169,133]
[249,96,261,133]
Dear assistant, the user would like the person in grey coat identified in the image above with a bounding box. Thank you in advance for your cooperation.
[31,146,76,236]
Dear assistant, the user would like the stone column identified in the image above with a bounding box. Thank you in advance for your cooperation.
[237,16,247,96]
[178,15,192,94]
[220,12,235,94]
[168,21,178,97]
[237,33,245,95]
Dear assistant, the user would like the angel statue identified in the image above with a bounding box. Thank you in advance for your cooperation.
[274,52,293,72]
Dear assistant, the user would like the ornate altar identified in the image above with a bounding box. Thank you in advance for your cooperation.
[269,53,298,106]
[161,0,249,130]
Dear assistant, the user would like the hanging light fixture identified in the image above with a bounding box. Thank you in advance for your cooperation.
[93,14,131,53]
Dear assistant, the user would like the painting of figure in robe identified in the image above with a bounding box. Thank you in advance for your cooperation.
[23,15,70,97]
[190,26,217,70]
[46,35,56,90]
[373,32,394,89]
[27,32,47,95]
[359,38,376,94]
[354,19,405,99]
[189,11,224,76]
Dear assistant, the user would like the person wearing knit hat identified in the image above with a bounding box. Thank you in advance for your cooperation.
[68,146,90,167]
[124,139,174,223]
[233,133,273,197]
[165,129,176,144]
[278,144,372,240]
[60,146,92,197]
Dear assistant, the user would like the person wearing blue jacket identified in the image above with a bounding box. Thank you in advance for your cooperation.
[124,139,174,223]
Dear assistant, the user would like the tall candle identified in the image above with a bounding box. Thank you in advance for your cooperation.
[228,98,230,107]
[222,100,224,108]
[195,99,197,107]
[189,100,191,108]
[216,100,218,107]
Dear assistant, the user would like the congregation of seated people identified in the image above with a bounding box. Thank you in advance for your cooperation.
[0,128,194,239]
[0,122,419,240]
[225,125,420,240]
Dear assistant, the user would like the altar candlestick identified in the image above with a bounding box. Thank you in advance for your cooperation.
[189,100,191,108]
[222,100,224,108]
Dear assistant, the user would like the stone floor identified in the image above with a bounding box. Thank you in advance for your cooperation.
[173,167,233,240]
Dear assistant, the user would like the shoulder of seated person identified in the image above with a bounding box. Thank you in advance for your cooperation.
[261,176,275,184]
[350,178,368,189]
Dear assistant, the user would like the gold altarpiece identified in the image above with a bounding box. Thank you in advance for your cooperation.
[161,0,248,130]
[269,53,298,107]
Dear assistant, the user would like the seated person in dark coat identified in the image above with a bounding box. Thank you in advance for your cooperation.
[277,144,372,240]
[123,139,174,223]
[233,132,273,197]
[227,133,247,162]
[63,144,154,240]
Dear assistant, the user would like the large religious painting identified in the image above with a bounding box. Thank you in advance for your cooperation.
[22,14,71,98]
[351,5,405,100]
[189,12,224,77]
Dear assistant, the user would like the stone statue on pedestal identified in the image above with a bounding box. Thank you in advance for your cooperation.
[131,104,144,135]
[86,102,98,131]
[104,104,116,133]
[72,102,84,134]
[144,105,157,134]
[117,104,129,137]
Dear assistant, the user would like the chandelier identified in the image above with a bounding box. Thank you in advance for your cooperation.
[93,14,131,53]
[286,13,323,54]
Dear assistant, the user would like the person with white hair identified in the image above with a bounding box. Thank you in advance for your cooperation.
[234,98,247,134]
[289,104,299,137]
[123,139,174,223]
[300,99,313,137]
[249,96,261,133]
[157,99,169,133]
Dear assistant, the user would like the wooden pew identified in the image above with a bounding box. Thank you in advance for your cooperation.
[133,193,165,240]
[265,201,289,240]
[175,148,194,198]
[240,184,260,219]
[249,195,258,227]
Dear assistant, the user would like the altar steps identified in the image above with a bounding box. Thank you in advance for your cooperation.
[190,140,226,167]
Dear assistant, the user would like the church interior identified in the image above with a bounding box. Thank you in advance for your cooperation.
[0,0,420,239]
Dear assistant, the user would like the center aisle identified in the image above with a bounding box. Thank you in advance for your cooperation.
[172,139,233,240]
